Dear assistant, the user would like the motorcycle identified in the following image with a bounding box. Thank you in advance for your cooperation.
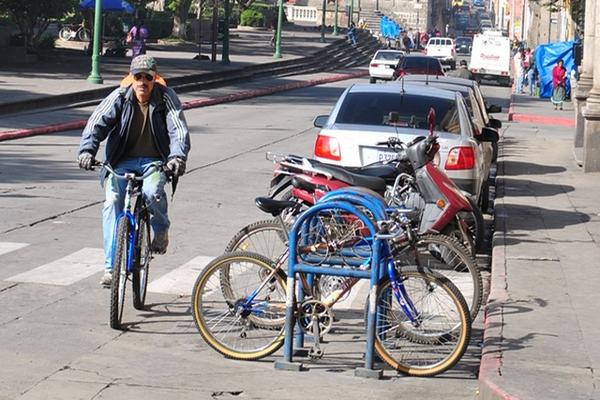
[268,110,485,254]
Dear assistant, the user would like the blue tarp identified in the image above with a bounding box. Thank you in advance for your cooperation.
[534,40,576,98]
[380,16,401,39]
[79,0,135,13]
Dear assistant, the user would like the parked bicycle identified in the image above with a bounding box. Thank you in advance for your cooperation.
[191,196,471,376]
[59,23,91,42]
[93,161,170,330]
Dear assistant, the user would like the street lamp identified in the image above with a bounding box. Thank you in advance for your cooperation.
[320,0,327,43]
[87,0,103,84]
[349,0,354,26]
[274,0,284,58]
[333,0,339,35]
[222,0,230,64]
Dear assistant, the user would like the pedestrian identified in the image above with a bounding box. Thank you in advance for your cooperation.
[448,59,473,79]
[347,22,357,45]
[526,51,537,96]
[402,31,412,53]
[127,20,149,57]
[77,55,191,286]
[513,49,524,94]
[551,59,567,110]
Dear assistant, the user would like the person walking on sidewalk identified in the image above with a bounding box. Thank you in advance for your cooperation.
[513,49,525,93]
[551,59,567,110]
[127,20,149,57]
[77,55,191,286]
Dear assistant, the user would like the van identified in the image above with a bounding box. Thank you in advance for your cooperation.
[469,33,511,86]
[425,37,456,69]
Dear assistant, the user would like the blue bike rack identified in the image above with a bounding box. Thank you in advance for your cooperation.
[274,189,388,379]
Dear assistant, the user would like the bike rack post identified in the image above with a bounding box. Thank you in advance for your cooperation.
[274,190,388,379]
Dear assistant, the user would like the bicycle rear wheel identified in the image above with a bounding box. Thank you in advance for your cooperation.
[58,27,72,41]
[78,27,91,42]
[225,219,287,258]
[132,211,151,310]
[373,266,471,377]
[110,216,130,330]
[191,252,287,360]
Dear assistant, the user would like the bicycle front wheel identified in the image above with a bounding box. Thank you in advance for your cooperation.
[395,233,482,320]
[58,27,72,41]
[191,252,287,360]
[110,216,130,330]
[132,211,151,310]
[373,266,471,377]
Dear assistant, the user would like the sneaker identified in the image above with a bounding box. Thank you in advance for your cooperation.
[100,272,112,286]
[151,231,169,254]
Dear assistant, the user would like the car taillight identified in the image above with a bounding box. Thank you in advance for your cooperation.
[370,63,378,67]
[445,146,475,170]
[314,134,341,161]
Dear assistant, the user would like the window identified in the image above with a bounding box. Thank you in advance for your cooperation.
[335,92,461,134]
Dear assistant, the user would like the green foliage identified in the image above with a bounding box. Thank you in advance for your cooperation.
[0,0,77,47]
[240,9,263,26]
[145,13,174,38]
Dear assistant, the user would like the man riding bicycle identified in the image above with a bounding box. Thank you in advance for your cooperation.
[77,55,191,286]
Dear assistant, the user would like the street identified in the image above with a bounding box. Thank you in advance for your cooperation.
[0,74,512,400]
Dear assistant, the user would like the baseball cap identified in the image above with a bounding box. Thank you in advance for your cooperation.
[130,55,157,76]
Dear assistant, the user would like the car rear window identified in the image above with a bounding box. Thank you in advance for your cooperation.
[335,92,461,134]
[401,57,442,73]
[375,51,403,61]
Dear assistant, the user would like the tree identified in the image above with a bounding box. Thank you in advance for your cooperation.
[0,0,77,47]
[167,0,194,38]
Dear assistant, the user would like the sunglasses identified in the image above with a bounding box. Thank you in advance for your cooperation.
[133,73,154,82]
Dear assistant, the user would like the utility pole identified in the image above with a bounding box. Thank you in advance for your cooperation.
[333,0,339,35]
[222,0,230,64]
[87,0,103,84]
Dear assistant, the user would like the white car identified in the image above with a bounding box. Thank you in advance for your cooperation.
[312,82,496,203]
[425,37,456,69]
[368,49,405,83]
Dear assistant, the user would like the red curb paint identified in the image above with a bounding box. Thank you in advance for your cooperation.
[507,94,514,121]
[0,71,368,142]
[511,113,575,127]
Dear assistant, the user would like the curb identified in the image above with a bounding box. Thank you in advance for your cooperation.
[0,70,368,142]
[510,113,575,127]
[477,153,521,400]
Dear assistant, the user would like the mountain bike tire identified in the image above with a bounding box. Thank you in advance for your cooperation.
[132,211,151,310]
[224,219,287,258]
[191,252,287,360]
[110,216,129,330]
[373,266,471,377]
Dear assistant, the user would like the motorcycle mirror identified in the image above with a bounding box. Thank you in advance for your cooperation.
[488,118,502,129]
[427,107,436,136]
[313,115,329,128]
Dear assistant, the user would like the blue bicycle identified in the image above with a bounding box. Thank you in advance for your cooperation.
[99,162,168,330]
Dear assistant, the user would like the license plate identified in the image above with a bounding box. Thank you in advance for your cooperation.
[361,146,397,165]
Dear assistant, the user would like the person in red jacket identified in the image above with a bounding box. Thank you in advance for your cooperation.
[551,59,567,110]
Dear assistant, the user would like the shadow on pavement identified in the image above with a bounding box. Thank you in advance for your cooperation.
[501,203,590,232]
[500,160,567,175]
[502,177,574,197]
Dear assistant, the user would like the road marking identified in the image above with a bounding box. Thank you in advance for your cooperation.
[0,242,29,256]
[6,248,104,286]
[148,256,214,296]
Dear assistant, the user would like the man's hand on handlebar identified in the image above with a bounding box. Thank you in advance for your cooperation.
[77,152,95,170]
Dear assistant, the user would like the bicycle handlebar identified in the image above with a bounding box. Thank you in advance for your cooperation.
[93,161,169,181]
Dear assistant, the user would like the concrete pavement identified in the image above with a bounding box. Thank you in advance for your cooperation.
[479,93,600,399]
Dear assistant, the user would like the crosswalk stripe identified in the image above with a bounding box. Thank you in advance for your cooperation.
[148,255,214,296]
[0,242,29,256]
[6,248,104,286]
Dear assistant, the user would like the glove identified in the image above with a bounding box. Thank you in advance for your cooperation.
[77,152,95,170]
[167,157,186,177]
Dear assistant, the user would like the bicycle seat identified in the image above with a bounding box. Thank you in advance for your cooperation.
[255,197,298,217]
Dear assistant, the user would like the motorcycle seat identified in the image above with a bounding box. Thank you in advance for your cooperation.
[313,164,387,194]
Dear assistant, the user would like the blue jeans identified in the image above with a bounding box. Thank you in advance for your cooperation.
[527,69,535,95]
[516,70,524,93]
[102,157,169,271]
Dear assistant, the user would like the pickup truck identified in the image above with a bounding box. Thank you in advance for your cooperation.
[425,37,456,69]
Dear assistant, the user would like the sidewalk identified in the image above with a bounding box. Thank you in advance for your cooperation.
[479,93,600,399]
[0,26,332,110]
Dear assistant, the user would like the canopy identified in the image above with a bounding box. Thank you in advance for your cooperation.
[380,17,401,39]
[79,0,135,14]
[534,40,576,98]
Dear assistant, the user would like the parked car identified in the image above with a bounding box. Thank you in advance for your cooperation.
[312,82,495,203]
[425,37,456,69]
[455,36,473,54]
[368,49,405,83]
[392,54,445,78]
